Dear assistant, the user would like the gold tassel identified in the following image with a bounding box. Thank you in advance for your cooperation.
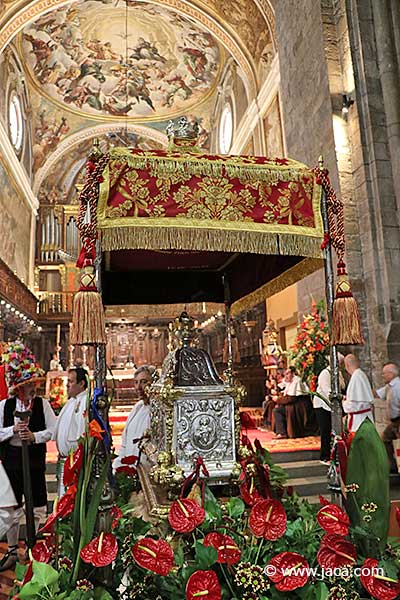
[331,261,364,345]
[71,262,106,345]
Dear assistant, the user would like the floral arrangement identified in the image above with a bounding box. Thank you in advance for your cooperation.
[287,300,330,392]
[48,377,68,415]
[1,340,45,391]
[10,416,400,600]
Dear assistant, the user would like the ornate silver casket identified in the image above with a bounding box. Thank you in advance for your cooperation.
[145,312,242,492]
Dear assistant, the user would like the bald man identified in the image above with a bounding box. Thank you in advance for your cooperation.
[343,354,374,432]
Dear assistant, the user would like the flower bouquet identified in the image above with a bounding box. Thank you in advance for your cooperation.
[48,377,67,415]
[287,300,330,392]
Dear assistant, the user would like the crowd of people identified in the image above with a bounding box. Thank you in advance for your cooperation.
[0,346,154,573]
[262,355,400,470]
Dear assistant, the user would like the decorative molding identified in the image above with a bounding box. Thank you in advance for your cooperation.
[0,256,38,318]
[0,0,257,98]
[231,55,280,155]
[33,122,168,195]
[0,121,38,213]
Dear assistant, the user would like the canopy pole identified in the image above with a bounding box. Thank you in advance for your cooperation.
[91,198,114,587]
[223,274,234,385]
[320,162,343,505]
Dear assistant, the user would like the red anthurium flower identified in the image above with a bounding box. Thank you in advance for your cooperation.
[115,465,137,476]
[249,499,287,541]
[240,481,262,506]
[80,532,118,567]
[396,507,400,529]
[38,487,77,534]
[168,498,205,533]
[89,419,104,439]
[203,533,241,565]
[186,570,221,600]
[360,558,400,600]
[110,505,123,529]
[317,534,357,569]
[317,503,350,536]
[132,538,174,576]
[32,539,54,563]
[267,552,309,591]
[63,443,84,488]
[121,455,138,465]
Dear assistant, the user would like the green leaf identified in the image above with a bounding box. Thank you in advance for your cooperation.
[15,561,29,581]
[84,455,111,545]
[203,499,222,525]
[313,581,329,600]
[378,559,399,581]
[227,497,245,519]
[32,559,60,587]
[19,560,60,599]
[94,587,114,600]
[346,418,390,555]
[194,541,218,569]
[174,543,185,567]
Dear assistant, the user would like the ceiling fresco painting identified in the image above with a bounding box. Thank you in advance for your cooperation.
[21,0,221,120]
[39,132,164,204]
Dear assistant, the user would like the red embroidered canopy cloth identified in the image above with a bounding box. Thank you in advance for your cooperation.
[92,147,324,310]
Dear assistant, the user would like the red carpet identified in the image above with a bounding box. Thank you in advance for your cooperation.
[245,428,320,453]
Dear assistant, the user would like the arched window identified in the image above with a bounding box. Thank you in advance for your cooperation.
[219,103,233,155]
[9,92,24,153]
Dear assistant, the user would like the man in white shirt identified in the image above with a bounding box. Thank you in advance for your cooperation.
[0,380,57,571]
[376,363,400,472]
[343,354,374,432]
[314,354,345,465]
[273,367,309,438]
[113,366,153,471]
[54,367,88,495]
[0,463,17,539]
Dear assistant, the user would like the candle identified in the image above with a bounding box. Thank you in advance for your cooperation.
[259,338,263,355]
[56,324,61,347]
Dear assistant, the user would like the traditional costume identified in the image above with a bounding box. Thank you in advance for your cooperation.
[273,376,317,438]
[342,368,374,431]
[54,389,87,496]
[113,400,150,471]
[0,341,56,571]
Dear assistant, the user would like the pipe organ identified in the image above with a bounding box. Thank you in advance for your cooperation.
[38,204,80,264]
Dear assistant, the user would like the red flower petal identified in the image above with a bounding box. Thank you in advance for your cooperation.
[249,499,287,540]
[168,498,205,533]
[319,495,330,506]
[110,505,123,529]
[360,558,400,600]
[203,533,241,565]
[186,570,221,600]
[115,465,137,476]
[80,532,118,567]
[317,503,349,535]
[267,552,309,591]
[121,455,139,465]
[63,443,83,488]
[22,561,33,584]
[37,487,76,534]
[32,540,53,564]
[132,538,174,576]
[240,480,263,506]
[317,534,357,569]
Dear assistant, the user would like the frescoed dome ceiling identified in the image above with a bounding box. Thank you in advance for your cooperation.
[21,0,222,121]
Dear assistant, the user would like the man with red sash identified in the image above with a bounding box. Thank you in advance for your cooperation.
[342,354,374,432]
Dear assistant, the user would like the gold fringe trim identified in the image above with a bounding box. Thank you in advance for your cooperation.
[99,226,324,258]
[231,258,325,315]
[107,147,314,186]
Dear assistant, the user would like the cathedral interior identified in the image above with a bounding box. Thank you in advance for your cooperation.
[0,0,399,431]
